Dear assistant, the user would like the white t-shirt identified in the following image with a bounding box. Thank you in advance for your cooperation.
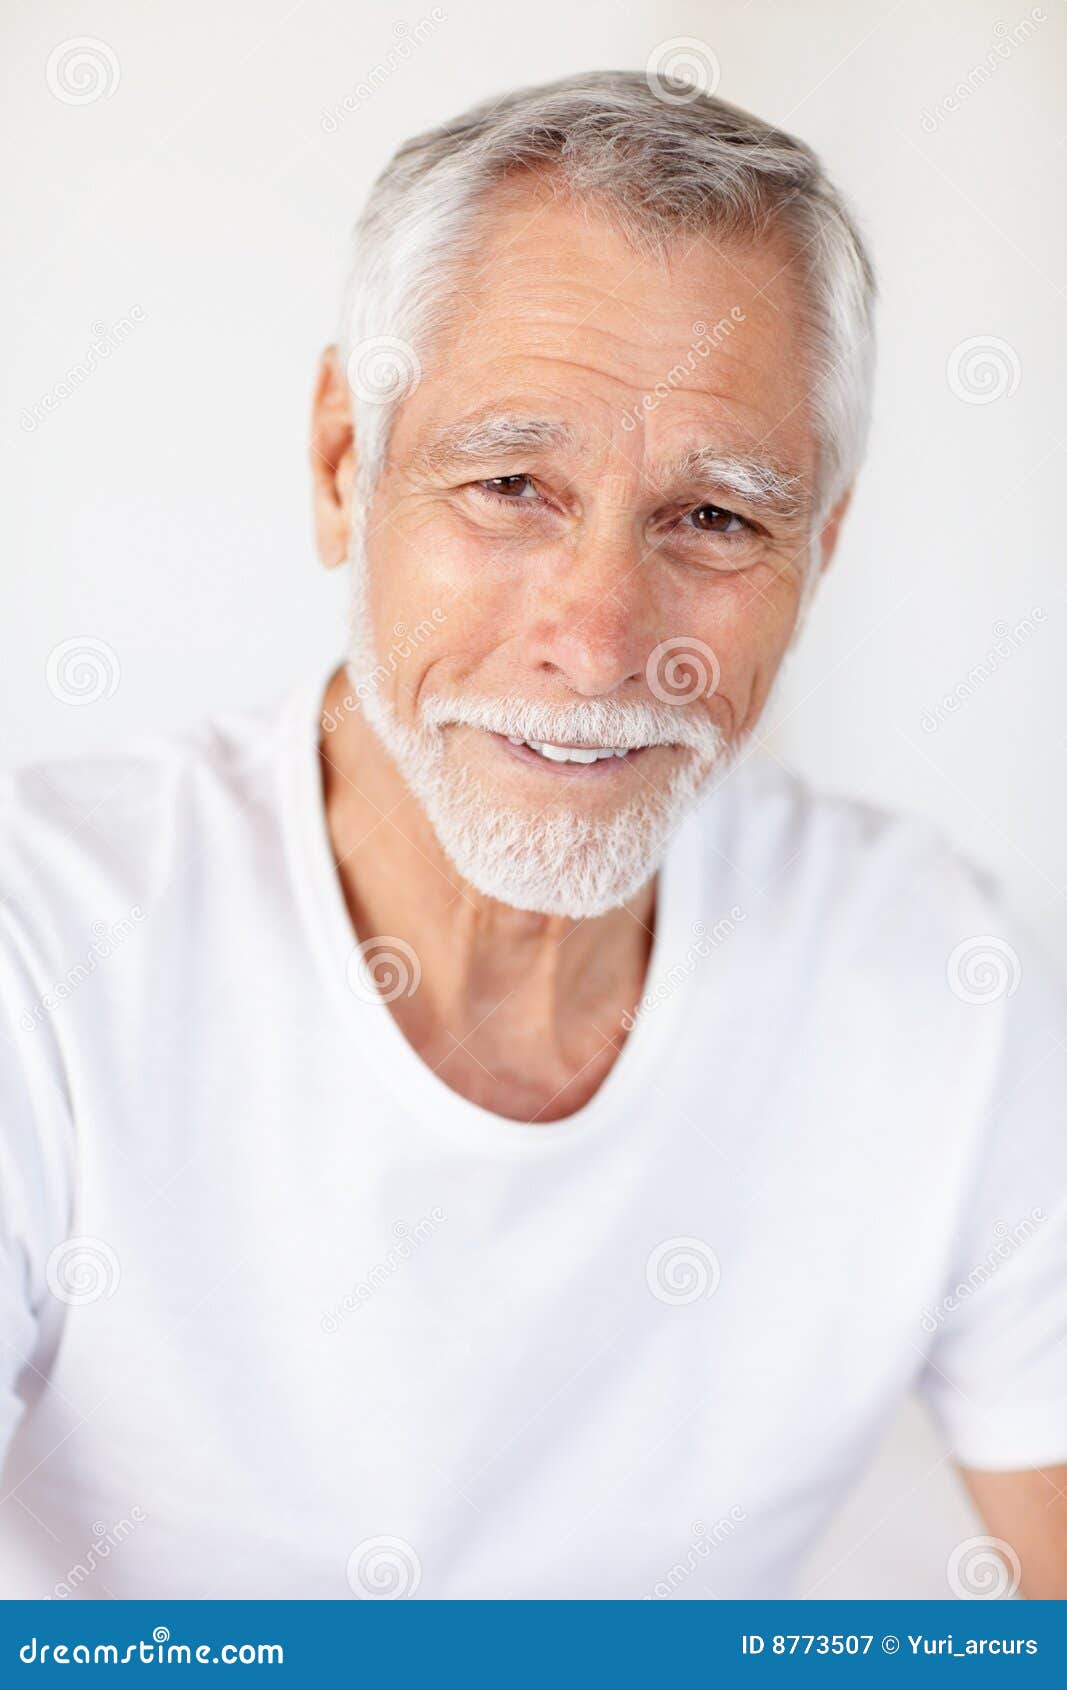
[0,665,1064,1601]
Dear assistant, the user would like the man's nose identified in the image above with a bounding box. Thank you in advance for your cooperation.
[518,514,656,698]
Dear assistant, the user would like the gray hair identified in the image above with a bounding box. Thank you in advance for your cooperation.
[339,70,876,520]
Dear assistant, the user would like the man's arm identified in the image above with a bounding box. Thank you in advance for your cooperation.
[960,1464,1067,1598]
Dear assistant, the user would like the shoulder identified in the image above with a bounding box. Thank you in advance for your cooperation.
[697,750,1005,962]
[687,750,1066,1096]
[1,693,287,838]
[686,753,1066,1214]
[0,692,292,979]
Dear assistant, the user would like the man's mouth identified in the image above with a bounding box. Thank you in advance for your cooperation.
[486,731,666,772]
[505,736,633,765]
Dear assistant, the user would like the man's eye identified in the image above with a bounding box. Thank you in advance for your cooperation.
[481,475,537,499]
[687,503,745,534]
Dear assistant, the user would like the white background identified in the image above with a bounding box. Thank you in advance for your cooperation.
[3,0,1064,1597]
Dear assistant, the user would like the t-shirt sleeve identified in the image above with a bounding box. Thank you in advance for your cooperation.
[918,921,1067,1470]
[0,909,75,1468]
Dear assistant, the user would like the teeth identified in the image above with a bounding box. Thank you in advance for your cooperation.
[513,739,630,764]
[543,743,596,763]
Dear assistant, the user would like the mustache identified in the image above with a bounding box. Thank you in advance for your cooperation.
[418,692,724,755]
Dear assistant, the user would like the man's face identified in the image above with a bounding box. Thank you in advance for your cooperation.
[335,182,843,915]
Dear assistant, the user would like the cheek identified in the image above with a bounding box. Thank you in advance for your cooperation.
[363,512,513,713]
[370,502,511,621]
[666,571,801,732]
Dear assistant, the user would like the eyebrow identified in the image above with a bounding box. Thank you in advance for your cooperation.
[656,448,810,523]
[413,412,809,524]
[412,413,577,476]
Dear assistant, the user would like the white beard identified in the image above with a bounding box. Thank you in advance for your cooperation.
[345,554,733,918]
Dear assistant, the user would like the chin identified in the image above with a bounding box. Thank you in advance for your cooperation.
[419,780,692,918]
[445,843,658,919]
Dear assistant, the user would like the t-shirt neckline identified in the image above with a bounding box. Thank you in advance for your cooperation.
[282,661,705,1153]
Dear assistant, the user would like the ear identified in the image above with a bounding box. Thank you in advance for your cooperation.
[310,346,356,570]
[815,487,853,578]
